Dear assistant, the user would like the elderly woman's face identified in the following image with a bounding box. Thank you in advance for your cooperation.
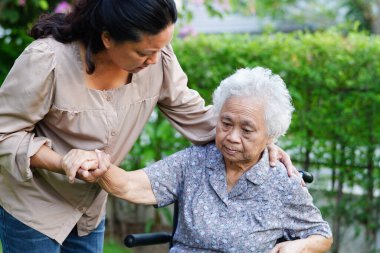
[215,96,271,166]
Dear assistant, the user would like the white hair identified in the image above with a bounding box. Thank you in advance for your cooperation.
[212,67,294,141]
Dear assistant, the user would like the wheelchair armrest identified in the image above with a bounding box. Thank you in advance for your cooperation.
[124,232,172,248]
[299,170,313,183]
[276,234,300,244]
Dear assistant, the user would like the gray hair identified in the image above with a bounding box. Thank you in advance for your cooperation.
[212,67,294,140]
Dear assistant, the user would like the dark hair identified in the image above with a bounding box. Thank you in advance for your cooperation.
[30,0,177,73]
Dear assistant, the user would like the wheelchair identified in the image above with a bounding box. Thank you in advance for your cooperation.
[124,170,314,249]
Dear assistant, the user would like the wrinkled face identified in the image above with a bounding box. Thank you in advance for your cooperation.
[101,24,175,73]
[215,96,272,167]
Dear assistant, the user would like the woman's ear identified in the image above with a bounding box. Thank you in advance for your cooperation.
[101,31,113,49]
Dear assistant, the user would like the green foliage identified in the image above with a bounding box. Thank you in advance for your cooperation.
[0,28,33,84]
[178,0,255,24]
[104,240,132,253]
[0,0,65,29]
[120,110,191,171]
[0,0,66,83]
[252,0,380,33]
[344,0,376,31]
[144,217,155,233]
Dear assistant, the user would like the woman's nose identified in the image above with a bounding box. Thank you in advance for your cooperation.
[226,129,240,143]
[145,52,158,65]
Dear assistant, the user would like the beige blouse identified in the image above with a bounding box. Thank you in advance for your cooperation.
[0,38,215,244]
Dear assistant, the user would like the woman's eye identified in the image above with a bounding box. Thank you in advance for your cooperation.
[137,51,147,57]
[222,122,231,127]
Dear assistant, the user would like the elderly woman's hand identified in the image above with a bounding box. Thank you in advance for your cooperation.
[269,235,333,253]
[76,149,111,183]
[269,239,309,253]
[61,149,99,183]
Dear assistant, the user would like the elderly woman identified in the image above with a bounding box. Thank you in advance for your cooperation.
[86,67,333,252]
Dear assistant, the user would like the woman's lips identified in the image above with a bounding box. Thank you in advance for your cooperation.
[224,146,239,155]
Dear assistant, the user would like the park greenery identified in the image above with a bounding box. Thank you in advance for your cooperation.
[250,0,380,34]
[0,1,379,253]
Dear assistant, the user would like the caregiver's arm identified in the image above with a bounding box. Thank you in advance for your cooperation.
[267,143,298,178]
[32,145,99,183]
[30,145,62,173]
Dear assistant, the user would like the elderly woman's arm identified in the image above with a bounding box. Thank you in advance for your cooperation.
[98,164,157,205]
[92,149,187,207]
[273,167,333,253]
[269,235,333,253]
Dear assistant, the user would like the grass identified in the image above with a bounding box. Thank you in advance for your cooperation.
[0,239,131,253]
[104,240,132,253]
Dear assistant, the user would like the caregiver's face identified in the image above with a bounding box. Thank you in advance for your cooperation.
[215,96,271,167]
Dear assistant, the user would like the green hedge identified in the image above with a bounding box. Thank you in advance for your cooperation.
[174,31,380,153]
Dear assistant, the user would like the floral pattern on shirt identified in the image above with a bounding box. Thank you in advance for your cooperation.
[144,143,332,253]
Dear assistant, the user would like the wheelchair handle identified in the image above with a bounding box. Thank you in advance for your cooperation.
[124,232,172,247]
[299,170,313,183]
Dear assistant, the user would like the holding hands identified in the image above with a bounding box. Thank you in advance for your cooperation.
[61,149,110,183]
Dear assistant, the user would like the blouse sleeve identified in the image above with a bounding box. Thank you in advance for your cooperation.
[157,44,216,145]
[280,175,332,239]
[0,40,55,182]
[143,147,190,207]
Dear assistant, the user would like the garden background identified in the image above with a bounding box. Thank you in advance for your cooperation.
[0,0,379,253]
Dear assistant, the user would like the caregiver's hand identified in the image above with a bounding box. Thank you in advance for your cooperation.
[61,149,98,183]
[267,143,305,186]
[76,149,111,183]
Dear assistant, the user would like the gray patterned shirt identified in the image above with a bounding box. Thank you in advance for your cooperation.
[144,143,332,253]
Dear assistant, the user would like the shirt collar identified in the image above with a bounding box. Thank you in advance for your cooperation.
[205,144,225,171]
[245,148,271,185]
[205,144,271,186]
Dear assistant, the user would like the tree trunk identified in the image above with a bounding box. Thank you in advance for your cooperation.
[332,171,343,253]
[363,106,376,253]
[303,88,312,170]
[370,1,380,34]
[331,141,337,190]
[106,196,117,240]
